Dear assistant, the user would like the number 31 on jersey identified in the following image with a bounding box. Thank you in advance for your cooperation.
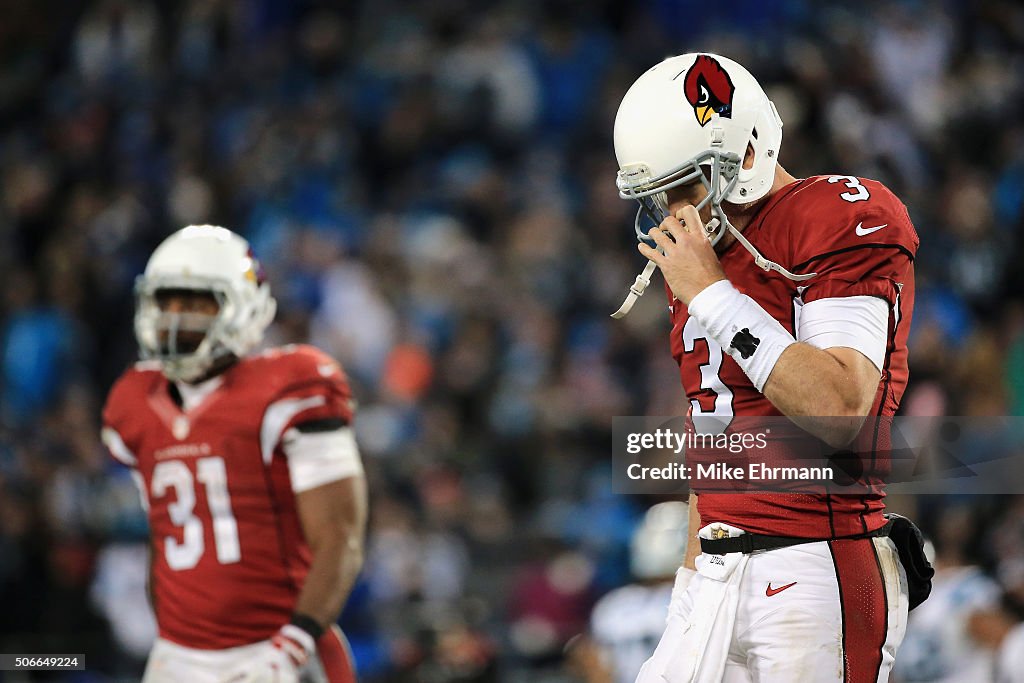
[151,457,240,570]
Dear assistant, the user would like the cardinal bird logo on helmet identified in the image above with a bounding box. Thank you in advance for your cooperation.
[244,247,267,285]
[682,55,735,127]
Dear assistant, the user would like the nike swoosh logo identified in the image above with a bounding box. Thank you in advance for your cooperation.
[766,581,797,597]
[855,222,888,236]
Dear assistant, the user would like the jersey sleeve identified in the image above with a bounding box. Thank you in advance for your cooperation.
[789,179,919,306]
[101,372,140,469]
[100,371,154,510]
[282,427,363,492]
[797,296,890,372]
[258,346,356,467]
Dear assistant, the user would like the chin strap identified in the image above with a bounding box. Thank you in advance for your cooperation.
[610,259,659,319]
[725,220,817,282]
[610,219,816,319]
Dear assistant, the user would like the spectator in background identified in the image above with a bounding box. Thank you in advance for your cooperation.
[893,506,1001,682]
[1,270,84,426]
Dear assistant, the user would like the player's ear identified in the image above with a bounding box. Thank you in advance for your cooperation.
[743,143,756,170]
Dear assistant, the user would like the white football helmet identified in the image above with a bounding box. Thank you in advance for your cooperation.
[610,53,813,318]
[630,501,690,580]
[134,225,277,382]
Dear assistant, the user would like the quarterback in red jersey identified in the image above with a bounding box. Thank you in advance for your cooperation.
[612,54,928,682]
[102,225,365,683]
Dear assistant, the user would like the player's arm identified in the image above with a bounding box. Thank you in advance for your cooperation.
[241,415,366,679]
[221,418,365,683]
[292,472,367,629]
[282,412,367,634]
[147,541,155,609]
[762,345,879,445]
[101,422,162,609]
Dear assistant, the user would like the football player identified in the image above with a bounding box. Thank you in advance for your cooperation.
[612,54,922,682]
[102,225,364,683]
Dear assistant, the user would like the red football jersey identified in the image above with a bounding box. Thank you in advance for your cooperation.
[669,175,918,537]
[102,344,355,649]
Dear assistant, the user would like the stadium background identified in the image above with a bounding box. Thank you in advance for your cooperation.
[1,0,1023,680]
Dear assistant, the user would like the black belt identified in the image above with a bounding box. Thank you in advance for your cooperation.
[699,519,893,555]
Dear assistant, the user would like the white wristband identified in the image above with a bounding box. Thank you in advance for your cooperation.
[687,280,796,392]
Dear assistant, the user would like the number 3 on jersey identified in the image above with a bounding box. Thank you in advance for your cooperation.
[151,457,240,570]
[682,317,734,424]
[828,175,870,203]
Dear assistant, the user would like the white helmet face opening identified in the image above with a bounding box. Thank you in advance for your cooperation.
[154,307,219,356]
[135,283,230,381]
[614,53,783,247]
[617,150,741,246]
[134,225,277,382]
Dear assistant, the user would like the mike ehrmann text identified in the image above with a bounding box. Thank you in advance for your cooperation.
[627,462,835,481]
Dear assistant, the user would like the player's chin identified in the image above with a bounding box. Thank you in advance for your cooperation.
[722,197,759,214]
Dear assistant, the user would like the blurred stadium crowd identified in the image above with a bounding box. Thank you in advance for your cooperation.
[1,0,1023,681]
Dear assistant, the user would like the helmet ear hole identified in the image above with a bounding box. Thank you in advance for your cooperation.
[742,142,757,171]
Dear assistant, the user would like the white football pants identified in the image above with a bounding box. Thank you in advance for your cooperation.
[636,524,908,683]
